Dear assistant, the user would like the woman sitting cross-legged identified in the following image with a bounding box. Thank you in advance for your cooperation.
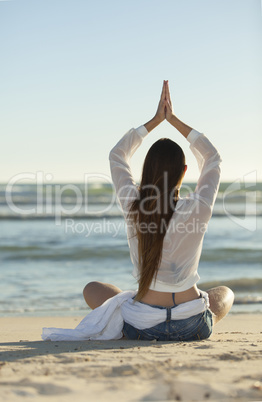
[83,80,234,341]
[42,80,234,342]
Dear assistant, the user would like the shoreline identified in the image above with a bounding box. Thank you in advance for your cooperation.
[1,302,262,318]
[0,314,262,401]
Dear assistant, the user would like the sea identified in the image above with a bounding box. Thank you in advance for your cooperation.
[0,181,261,317]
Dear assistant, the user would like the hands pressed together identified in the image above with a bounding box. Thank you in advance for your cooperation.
[144,80,192,138]
[155,80,174,124]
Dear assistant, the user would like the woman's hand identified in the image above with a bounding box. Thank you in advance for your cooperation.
[164,81,175,122]
[144,80,167,133]
[154,80,167,123]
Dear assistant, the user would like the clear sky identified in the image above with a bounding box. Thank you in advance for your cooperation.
[1,0,261,184]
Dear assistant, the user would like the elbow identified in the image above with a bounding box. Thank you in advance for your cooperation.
[109,148,116,162]
[217,151,222,164]
[212,150,222,166]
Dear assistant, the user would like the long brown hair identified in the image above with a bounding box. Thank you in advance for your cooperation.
[128,138,186,301]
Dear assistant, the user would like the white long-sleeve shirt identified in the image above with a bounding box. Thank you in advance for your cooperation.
[109,126,222,292]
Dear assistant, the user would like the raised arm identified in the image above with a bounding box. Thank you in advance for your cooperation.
[164,81,193,138]
[143,80,166,132]
[109,81,167,215]
[165,81,222,210]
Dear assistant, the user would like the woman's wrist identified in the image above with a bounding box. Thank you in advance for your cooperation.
[144,115,163,133]
[169,114,178,126]
[168,115,193,139]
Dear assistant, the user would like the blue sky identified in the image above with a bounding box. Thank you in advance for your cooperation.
[1,0,261,183]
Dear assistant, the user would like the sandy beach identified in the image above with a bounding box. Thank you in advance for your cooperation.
[0,314,261,401]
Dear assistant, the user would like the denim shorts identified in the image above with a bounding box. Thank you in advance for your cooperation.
[123,300,213,342]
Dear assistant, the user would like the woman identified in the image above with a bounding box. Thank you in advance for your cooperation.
[83,80,234,342]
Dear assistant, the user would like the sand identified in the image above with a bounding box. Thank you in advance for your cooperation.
[0,314,261,402]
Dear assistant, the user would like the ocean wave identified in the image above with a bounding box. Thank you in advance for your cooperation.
[0,245,130,260]
[0,210,261,220]
[0,306,89,317]
[199,278,262,292]
[0,212,124,220]
[200,248,262,263]
[2,195,261,204]
[1,294,262,318]
[1,245,262,263]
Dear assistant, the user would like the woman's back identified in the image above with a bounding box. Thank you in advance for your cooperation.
[110,126,221,306]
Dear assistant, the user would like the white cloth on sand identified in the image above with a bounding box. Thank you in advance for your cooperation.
[42,290,210,341]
